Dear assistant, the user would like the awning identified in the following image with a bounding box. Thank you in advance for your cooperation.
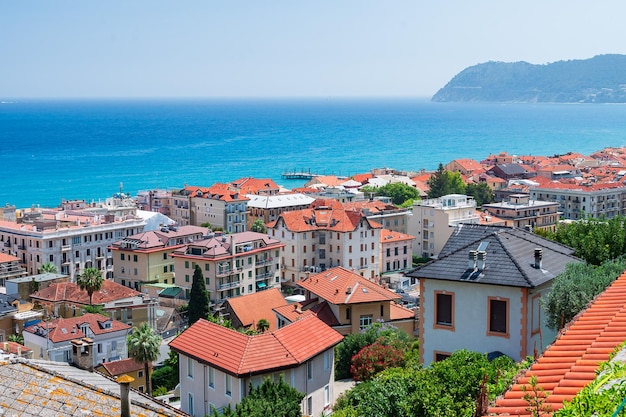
[256,282,267,288]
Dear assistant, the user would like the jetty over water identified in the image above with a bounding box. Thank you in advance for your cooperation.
[282,169,319,180]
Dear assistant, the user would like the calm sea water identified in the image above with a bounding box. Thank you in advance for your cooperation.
[2,98,626,209]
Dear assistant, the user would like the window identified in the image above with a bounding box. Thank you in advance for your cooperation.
[188,393,194,416]
[435,292,454,329]
[163,253,168,260]
[187,356,194,378]
[225,374,232,396]
[359,315,373,330]
[307,396,313,415]
[185,274,190,283]
[324,385,330,406]
[386,248,390,257]
[324,350,330,370]
[133,255,138,262]
[205,264,210,271]
[205,278,210,285]
[488,297,509,336]
[531,295,541,334]
[346,307,350,320]
[435,352,451,362]
[138,370,144,378]
[185,261,189,268]
[208,366,215,388]
[307,361,312,380]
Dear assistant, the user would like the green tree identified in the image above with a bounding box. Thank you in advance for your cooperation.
[375,182,421,206]
[465,182,495,206]
[251,219,267,233]
[235,377,305,417]
[127,322,161,396]
[77,267,104,306]
[8,333,24,345]
[542,258,626,330]
[187,265,210,325]
[427,163,466,198]
[256,318,270,333]
[38,262,58,274]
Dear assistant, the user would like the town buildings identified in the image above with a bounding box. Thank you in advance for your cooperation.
[0,252,26,287]
[221,287,287,332]
[0,198,146,281]
[268,199,382,287]
[170,231,284,305]
[246,193,315,229]
[97,357,153,392]
[481,194,560,232]
[169,315,343,417]
[408,194,481,258]
[407,224,581,366]
[379,229,415,274]
[110,224,207,290]
[297,266,416,336]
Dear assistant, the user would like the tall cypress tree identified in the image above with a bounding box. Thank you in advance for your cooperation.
[188,264,210,325]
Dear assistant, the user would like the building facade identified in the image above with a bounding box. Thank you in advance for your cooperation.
[482,194,560,232]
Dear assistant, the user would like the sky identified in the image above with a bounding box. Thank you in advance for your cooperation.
[2,1,626,99]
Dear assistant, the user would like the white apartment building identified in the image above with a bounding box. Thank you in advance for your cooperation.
[0,201,145,280]
[268,199,382,287]
[408,194,480,258]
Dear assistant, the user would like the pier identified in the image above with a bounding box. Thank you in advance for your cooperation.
[282,169,320,180]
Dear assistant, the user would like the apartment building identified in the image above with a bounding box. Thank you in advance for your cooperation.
[379,229,415,274]
[344,200,411,233]
[170,184,249,232]
[408,194,480,259]
[267,199,382,287]
[529,181,626,220]
[170,231,284,305]
[0,252,27,287]
[246,193,316,229]
[482,194,560,232]
[110,224,207,290]
[0,201,146,281]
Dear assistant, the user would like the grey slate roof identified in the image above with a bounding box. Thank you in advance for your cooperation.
[0,293,18,316]
[406,224,581,288]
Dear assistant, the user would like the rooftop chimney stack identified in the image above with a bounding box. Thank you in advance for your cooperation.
[468,250,477,270]
[477,251,487,271]
[117,374,135,417]
[534,248,543,269]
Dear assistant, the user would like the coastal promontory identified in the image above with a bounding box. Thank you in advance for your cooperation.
[432,54,626,103]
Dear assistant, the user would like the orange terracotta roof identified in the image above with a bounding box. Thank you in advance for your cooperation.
[98,357,146,376]
[351,173,374,184]
[0,341,32,354]
[484,271,626,417]
[224,288,287,331]
[450,158,485,172]
[309,301,341,326]
[389,302,415,320]
[532,180,626,192]
[169,315,343,376]
[231,177,280,195]
[298,267,400,305]
[274,205,380,233]
[272,302,316,323]
[30,279,142,305]
[380,229,415,243]
[0,252,20,263]
[24,313,131,343]
[343,200,390,214]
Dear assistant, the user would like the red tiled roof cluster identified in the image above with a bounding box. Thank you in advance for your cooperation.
[224,288,287,331]
[24,313,130,343]
[169,315,343,376]
[230,177,280,195]
[30,279,142,306]
[484,271,626,417]
[271,204,380,233]
[298,267,400,305]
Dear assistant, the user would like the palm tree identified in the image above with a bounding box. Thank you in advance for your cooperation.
[257,318,270,333]
[38,262,58,274]
[77,267,104,306]
[127,322,161,395]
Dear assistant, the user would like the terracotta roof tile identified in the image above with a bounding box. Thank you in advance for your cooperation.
[224,288,287,331]
[24,313,131,343]
[30,279,142,305]
[272,302,316,323]
[484,271,626,417]
[298,266,400,305]
[98,357,146,376]
[169,315,343,376]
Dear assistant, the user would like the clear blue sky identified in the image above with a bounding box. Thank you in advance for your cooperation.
[2,1,625,99]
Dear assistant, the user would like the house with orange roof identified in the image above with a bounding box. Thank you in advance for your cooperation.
[221,287,287,332]
[30,279,157,330]
[0,340,33,358]
[350,172,374,184]
[407,224,581,366]
[297,266,416,336]
[445,158,485,176]
[23,313,131,365]
[170,231,284,305]
[96,357,153,392]
[478,173,507,191]
[230,177,280,196]
[304,175,345,188]
[535,164,583,180]
[110,225,207,290]
[267,199,383,286]
[245,192,316,230]
[169,315,343,417]
[379,229,415,274]
[483,270,626,417]
[530,180,626,220]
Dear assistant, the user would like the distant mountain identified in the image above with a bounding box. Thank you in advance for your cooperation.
[432,54,626,103]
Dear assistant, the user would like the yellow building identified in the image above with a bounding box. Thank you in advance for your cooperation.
[97,357,153,393]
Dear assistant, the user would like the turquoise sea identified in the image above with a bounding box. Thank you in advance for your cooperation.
[2,98,626,209]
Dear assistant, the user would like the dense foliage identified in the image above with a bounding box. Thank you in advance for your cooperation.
[427,163,466,198]
[335,323,410,380]
[210,377,305,417]
[151,350,179,391]
[251,219,267,233]
[465,182,495,206]
[350,340,406,382]
[542,258,626,331]
[127,322,161,396]
[540,215,626,265]
[361,182,421,206]
[334,350,521,417]
[188,265,210,325]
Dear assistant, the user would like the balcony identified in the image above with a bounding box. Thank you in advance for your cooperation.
[17,244,26,250]
[61,245,71,251]
[216,268,241,278]
[256,271,274,280]
[255,257,273,266]
[218,280,241,290]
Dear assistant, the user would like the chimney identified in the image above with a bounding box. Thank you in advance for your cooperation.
[468,250,477,270]
[476,251,486,271]
[117,374,134,417]
[534,248,543,269]
[71,338,95,371]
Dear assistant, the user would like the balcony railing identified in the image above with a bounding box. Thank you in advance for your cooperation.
[216,268,241,278]
[61,245,71,251]
[255,257,273,266]
[218,280,241,290]
[256,271,274,280]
